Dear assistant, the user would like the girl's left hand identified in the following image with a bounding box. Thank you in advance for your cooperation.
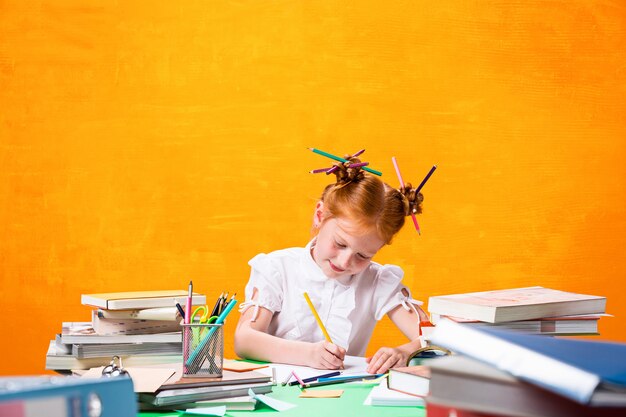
[365,347,409,374]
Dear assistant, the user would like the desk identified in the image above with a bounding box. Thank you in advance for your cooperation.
[140,382,426,417]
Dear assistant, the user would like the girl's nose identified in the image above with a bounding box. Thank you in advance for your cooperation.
[335,252,352,269]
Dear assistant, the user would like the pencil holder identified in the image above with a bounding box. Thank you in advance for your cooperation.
[182,323,224,378]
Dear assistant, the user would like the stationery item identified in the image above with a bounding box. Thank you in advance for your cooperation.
[248,388,295,411]
[60,322,181,344]
[185,281,193,325]
[217,292,229,315]
[364,381,426,407]
[81,365,175,393]
[427,355,626,417]
[288,371,341,386]
[45,341,182,371]
[176,303,186,321]
[430,313,605,335]
[415,164,437,193]
[222,293,236,313]
[96,306,180,321]
[304,373,384,388]
[81,290,206,310]
[138,395,257,412]
[430,318,626,406]
[291,371,306,388]
[308,147,382,176]
[391,156,420,234]
[186,300,238,366]
[303,292,333,343]
[69,340,182,359]
[0,375,136,417]
[155,364,271,392]
[209,292,224,317]
[177,405,225,416]
[255,356,368,385]
[387,365,430,397]
[139,381,273,407]
[222,360,268,373]
[427,286,606,323]
[426,403,496,417]
[92,310,181,336]
[300,389,344,398]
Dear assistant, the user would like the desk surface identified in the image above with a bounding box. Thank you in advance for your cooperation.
[139,382,426,417]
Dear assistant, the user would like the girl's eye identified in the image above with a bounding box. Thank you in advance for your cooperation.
[357,254,371,260]
[335,241,346,248]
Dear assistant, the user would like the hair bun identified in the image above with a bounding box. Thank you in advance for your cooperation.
[400,182,424,216]
[331,155,366,187]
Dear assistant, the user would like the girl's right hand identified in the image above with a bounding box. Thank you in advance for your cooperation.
[307,341,346,369]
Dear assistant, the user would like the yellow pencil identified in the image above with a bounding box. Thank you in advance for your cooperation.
[303,292,333,343]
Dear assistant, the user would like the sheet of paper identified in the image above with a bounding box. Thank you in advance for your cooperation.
[176,406,226,416]
[248,388,296,411]
[80,366,176,393]
[255,355,368,383]
[299,389,344,398]
[222,359,269,372]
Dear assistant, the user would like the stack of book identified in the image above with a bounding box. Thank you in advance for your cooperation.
[426,319,626,417]
[427,286,608,336]
[46,290,207,372]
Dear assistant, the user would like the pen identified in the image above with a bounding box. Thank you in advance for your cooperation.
[175,303,186,321]
[184,280,193,325]
[303,373,385,388]
[288,371,341,386]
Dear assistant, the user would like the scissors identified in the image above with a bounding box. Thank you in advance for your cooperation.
[190,305,218,324]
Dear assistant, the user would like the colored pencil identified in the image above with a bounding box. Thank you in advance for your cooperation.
[308,147,382,176]
[415,164,437,193]
[310,167,333,174]
[391,156,420,233]
[303,292,333,343]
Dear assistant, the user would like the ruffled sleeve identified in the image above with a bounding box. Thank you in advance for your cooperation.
[239,253,284,321]
[372,265,423,320]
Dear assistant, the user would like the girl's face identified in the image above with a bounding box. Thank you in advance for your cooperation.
[312,215,385,279]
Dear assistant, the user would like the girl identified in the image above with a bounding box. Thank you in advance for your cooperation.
[234,153,430,374]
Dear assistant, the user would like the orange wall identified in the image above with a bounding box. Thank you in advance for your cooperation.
[1,1,625,375]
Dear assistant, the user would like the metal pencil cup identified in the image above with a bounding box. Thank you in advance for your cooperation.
[182,323,224,378]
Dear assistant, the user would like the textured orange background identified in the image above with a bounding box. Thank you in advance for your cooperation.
[1,1,625,375]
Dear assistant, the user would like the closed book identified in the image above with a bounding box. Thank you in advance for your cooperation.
[92,310,182,335]
[96,307,181,321]
[366,381,425,407]
[387,365,430,397]
[71,341,182,359]
[45,341,182,371]
[428,286,606,323]
[430,319,626,406]
[61,322,181,344]
[431,313,603,335]
[426,403,495,417]
[138,395,257,411]
[427,355,626,417]
[81,290,206,310]
[138,382,273,406]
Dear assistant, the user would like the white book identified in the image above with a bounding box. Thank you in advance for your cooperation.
[428,286,605,323]
[81,290,206,310]
[61,322,181,344]
[96,307,181,321]
[364,381,425,407]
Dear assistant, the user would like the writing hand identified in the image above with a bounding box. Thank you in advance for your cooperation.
[307,341,346,369]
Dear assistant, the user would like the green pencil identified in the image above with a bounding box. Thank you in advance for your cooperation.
[307,147,382,176]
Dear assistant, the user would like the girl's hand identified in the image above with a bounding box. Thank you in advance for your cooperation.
[306,341,346,369]
[365,347,409,374]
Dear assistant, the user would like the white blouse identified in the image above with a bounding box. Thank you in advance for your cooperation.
[239,240,422,356]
